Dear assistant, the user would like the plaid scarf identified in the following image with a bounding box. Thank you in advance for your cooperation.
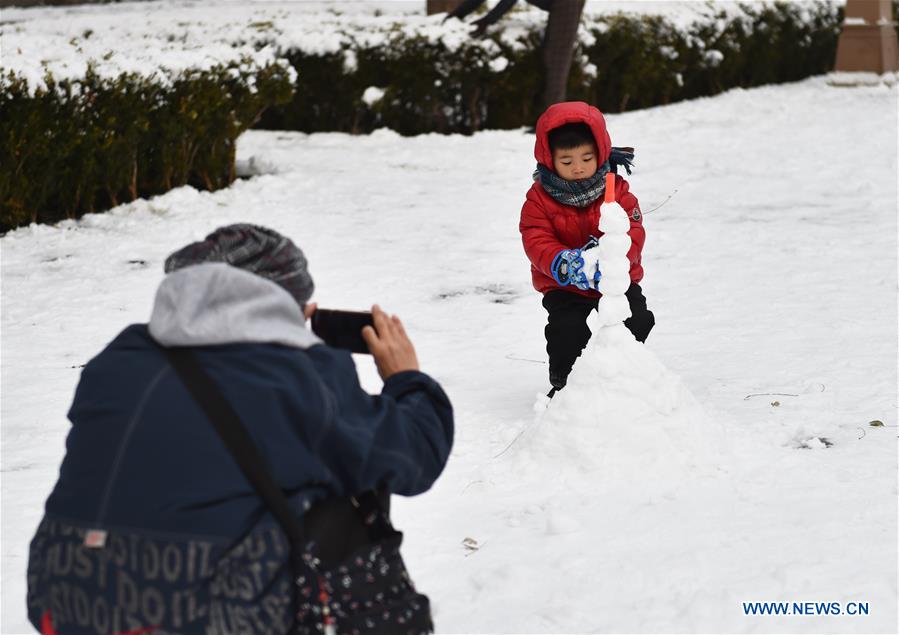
[533,147,635,208]
[534,161,609,208]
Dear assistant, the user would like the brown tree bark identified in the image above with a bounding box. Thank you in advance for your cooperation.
[540,0,586,109]
[427,0,466,15]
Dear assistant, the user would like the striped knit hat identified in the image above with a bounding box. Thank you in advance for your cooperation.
[164,224,314,306]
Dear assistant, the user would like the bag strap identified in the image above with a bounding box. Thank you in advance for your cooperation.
[163,348,308,556]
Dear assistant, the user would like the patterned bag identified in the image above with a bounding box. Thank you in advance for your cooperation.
[296,494,432,634]
[165,349,433,635]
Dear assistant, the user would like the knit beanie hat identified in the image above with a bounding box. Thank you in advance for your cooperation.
[164,224,314,306]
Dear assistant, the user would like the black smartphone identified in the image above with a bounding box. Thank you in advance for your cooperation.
[310,309,374,354]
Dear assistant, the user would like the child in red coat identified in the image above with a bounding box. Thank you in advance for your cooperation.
[519,101,655,396]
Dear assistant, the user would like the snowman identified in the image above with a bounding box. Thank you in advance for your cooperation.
[590,172,636,338]
[533,173,722,476]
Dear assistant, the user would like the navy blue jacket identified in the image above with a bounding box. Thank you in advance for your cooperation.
[27,320,453,634]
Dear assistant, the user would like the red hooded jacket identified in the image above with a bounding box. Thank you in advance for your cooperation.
[519,101,645,297]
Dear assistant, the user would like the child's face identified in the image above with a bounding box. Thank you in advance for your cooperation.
[552,143,598,181]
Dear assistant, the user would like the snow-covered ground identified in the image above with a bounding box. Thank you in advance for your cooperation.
[2,74,897,633]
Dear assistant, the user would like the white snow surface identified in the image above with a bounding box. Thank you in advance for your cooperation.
[2,76,897,633]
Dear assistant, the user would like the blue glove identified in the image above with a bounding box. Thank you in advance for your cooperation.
[551,247,602,291]
[551,249,591,290]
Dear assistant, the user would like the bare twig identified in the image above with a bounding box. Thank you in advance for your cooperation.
[744,383,825,400]
[642,188,678,215]
[744,392,799,400]
[505,354,546,365]
[494,420,539,458]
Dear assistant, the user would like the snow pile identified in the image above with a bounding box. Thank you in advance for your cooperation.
[528,178,722,481]
[828,71,899,87]
[537,320,720,480]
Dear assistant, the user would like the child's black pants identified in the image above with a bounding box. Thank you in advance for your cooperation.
[542,283,655,388]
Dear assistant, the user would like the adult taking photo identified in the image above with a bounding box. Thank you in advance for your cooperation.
[27,224,454,635]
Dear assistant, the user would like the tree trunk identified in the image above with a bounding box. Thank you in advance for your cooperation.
[427,0,465,16]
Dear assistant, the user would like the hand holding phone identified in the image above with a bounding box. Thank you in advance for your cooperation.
[309,305,418,380]
[361,306,419,380]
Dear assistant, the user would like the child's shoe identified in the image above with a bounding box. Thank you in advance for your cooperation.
[547,370,568,399]
[549,370,568,390]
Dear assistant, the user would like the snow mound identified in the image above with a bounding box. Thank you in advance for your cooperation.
[512,193,724,484]
[534,323,723,481]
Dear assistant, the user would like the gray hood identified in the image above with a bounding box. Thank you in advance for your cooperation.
[148,263,322,349]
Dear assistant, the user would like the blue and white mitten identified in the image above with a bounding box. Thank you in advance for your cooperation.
[551,249,590,290]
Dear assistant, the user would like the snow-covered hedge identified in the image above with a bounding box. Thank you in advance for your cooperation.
[0,23,294,231]
[581,2,844,113]
[0,1,850,229]
[258,1,844,134]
